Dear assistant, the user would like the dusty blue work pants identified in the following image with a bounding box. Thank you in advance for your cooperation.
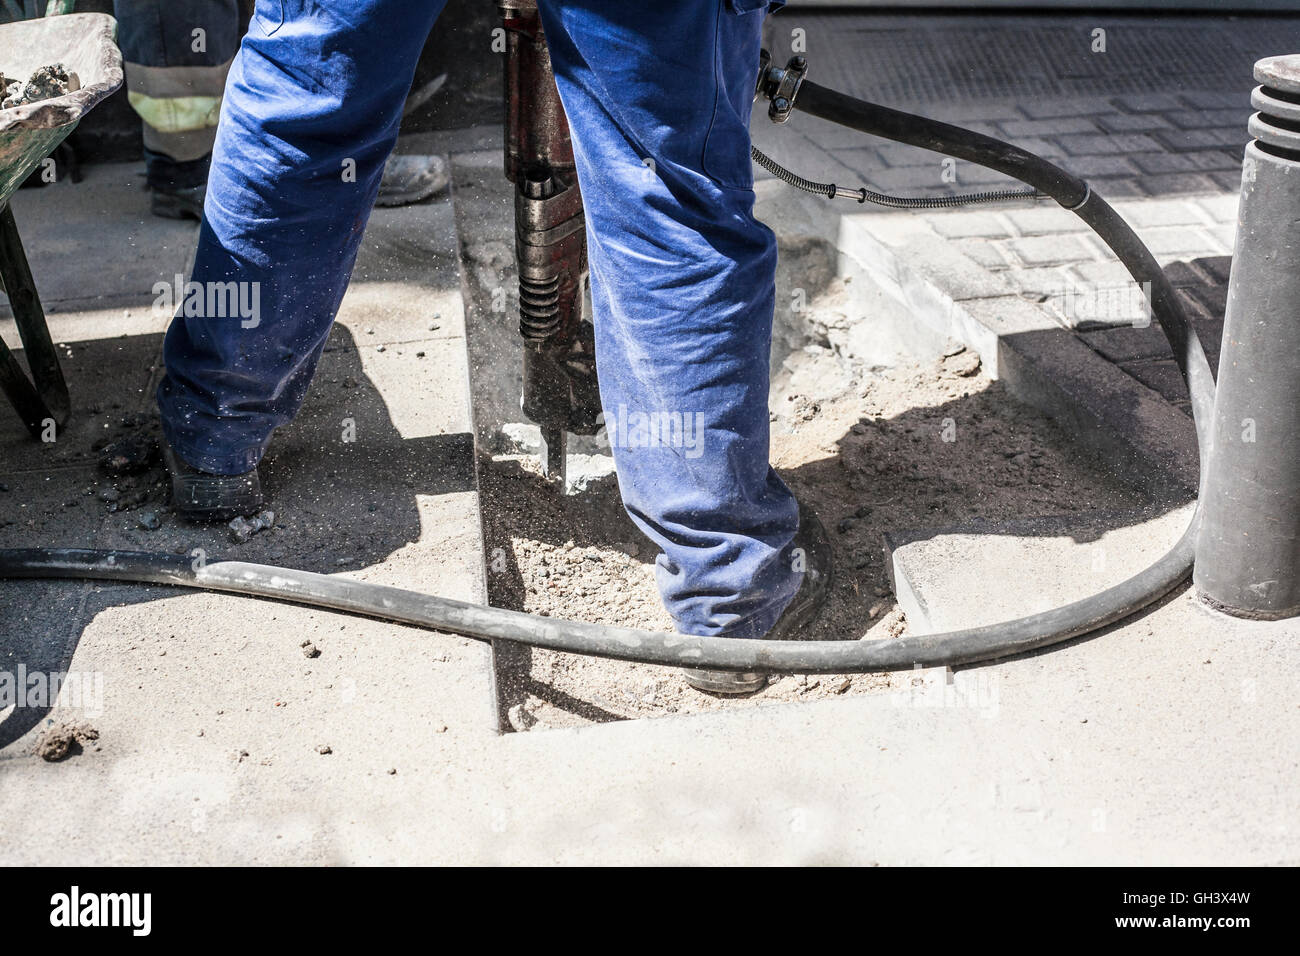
[156,0,802,638]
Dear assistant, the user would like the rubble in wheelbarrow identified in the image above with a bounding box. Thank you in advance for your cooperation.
[1,63,79,110]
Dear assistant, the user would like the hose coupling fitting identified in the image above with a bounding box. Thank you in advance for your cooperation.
[755,50,807,124]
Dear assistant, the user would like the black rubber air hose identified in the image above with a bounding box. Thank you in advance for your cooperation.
[0,536,1195,672]
[0,84,1217,673]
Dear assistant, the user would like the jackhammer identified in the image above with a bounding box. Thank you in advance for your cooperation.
[499,0,600,489]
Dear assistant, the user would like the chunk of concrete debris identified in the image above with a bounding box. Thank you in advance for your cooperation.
[108,481,158,513]
[943,349,982,377]
[34,720,99,761]
[300,640,320,659]
[228,509,275,543]
[507,703,537,732]
[563,453,616,494]
[98,432,159,476]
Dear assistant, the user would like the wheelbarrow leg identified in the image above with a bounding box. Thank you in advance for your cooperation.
[0,202,69,439]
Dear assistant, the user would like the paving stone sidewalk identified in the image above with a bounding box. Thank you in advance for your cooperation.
[749,11,1300,489]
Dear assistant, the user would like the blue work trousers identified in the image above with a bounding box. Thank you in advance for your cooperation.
[157,0,802,638]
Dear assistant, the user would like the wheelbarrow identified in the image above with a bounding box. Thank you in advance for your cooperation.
[0,11,122,439]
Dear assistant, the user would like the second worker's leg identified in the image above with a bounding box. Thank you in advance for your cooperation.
[113,0,241,218]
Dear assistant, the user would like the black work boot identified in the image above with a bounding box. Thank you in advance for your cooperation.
[144,149,209,221]
[162,439,264,522]
[374,154,449,207]
[683,503,834,695]
[150,183,206,221]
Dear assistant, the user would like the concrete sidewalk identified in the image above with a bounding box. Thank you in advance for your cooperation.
[2,571,1294,864]
[0,161,497,850]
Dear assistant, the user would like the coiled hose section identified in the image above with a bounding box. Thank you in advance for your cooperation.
[0,83,1216,674]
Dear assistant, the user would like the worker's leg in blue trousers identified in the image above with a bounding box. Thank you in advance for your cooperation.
[538,0,801,638]
[156,0,445,474]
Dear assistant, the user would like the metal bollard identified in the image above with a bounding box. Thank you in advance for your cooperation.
[1194,54,1300,620]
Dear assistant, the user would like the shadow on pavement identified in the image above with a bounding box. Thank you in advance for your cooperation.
[0,322,475,751]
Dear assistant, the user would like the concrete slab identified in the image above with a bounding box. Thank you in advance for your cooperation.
[3,162,199,315]
[884,504,1196,635]
[478,588,1296,865]
[300,330,473,446]
[337,189,465,345]
[0,580,1293,864]
[0,302,170,346]
[448,150,533,457]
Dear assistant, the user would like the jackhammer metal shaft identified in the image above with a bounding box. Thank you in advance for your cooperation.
[500,0,601,489]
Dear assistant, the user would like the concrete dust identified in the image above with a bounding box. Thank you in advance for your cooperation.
[481,344,1141,731]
